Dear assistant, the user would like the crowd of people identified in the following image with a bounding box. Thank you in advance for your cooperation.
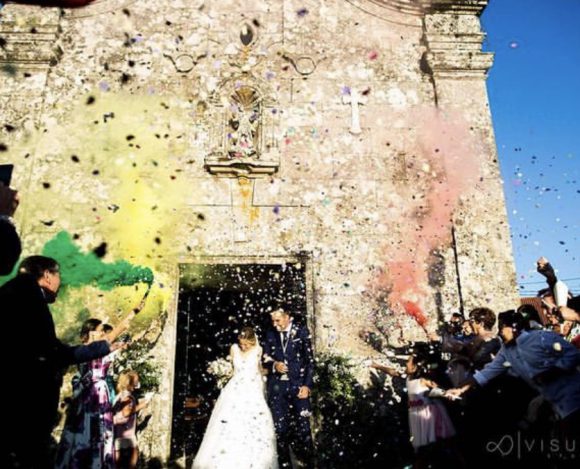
[1,182,150,468]
[3,174,580,469]
[370,259,580,469]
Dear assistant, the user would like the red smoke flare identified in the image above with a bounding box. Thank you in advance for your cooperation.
[402,300,427,327]
[373,108,483,330]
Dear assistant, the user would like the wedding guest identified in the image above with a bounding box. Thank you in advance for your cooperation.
[452,309,530,467]
[113,370,151,468]
[371,342,459,467]
[1,256,114,468]
[446,310,580,464]
[440,313,475,354]
[463,308,501,370]
[56,301,144,468]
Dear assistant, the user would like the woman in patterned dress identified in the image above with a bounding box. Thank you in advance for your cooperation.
[56,302,143,468]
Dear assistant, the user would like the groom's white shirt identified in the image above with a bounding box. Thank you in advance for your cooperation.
[274,321,294,374]
[279,320,293,348]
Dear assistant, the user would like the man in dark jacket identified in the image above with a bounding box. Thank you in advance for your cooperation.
[1,256,114,468]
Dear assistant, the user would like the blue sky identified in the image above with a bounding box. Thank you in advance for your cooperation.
[481,0,580,296]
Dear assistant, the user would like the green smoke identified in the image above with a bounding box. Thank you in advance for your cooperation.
[42,231,154,290]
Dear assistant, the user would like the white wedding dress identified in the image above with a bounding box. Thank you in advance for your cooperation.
[192,344,279,469]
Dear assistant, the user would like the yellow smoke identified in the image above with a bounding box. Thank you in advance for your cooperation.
[8,91,199,325]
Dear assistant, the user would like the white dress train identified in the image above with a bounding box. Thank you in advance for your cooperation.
[192,344,279,469]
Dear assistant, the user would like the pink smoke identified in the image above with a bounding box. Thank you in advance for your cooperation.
[375,108,483,329]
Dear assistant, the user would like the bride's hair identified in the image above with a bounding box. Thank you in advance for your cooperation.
[238,326,257,345]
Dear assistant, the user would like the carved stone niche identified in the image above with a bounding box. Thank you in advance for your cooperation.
[204,77,280,177]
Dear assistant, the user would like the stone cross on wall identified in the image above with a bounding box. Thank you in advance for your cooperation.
[342,88,367,135]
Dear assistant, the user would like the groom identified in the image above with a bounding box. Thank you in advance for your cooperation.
[264,308,315,468]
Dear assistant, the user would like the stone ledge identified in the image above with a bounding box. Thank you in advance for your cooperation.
[425,50,494,76]
[204,155,280,177]
[423,0,488,15]
[348,0,488,17]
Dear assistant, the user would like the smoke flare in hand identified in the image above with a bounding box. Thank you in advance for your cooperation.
[374,108,483,329]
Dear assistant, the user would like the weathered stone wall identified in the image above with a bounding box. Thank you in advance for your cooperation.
[0,0,518,462]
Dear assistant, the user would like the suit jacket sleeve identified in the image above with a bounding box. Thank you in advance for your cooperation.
[0,218,21,276]
[55,340,111,367]
[261,332,277,373]
[300,326,315,388]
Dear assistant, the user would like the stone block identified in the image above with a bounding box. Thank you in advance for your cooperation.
[186,177,232,206]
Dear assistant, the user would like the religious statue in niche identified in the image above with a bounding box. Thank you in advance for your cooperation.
[205,80,279,177]
[227,86,261,159]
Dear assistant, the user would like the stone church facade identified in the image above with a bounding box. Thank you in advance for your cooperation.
[1,0,518,462]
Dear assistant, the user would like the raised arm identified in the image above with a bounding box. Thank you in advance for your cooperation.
[105,298,146,343]
[446,347,508,400]
[56,339,111,367]
[369,362,402,378]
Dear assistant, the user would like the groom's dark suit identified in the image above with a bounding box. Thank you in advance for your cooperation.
[264,321,315,467]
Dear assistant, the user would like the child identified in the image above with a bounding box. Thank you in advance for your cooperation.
[370,342,458,466]
[113,370,151,468]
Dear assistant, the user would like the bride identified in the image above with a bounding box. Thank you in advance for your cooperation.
[192,327,279,469]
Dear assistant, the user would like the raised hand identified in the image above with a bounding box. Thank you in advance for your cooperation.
[110,341,129,353]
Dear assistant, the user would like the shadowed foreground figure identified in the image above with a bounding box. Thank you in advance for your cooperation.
[1,256,114,468]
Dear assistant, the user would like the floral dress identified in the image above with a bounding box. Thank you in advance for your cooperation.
[55,354,115,468]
